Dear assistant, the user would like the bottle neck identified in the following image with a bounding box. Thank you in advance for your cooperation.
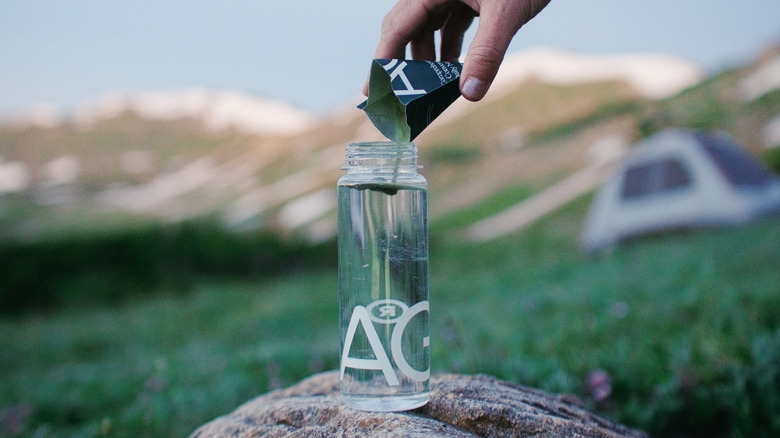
[344,142,419,174]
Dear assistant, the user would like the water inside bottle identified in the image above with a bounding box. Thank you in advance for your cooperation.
[338,182,429,411]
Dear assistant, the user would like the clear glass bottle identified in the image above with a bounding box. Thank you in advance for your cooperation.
[338,141,430,411]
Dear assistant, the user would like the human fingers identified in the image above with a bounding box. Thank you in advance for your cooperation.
[439,10,476,62]
[375,0,444,60]
[410,30,437,60]
[460,0,550,101]
[365,0,437,95]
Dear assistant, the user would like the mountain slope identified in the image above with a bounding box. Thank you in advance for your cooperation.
[1,46,778,243]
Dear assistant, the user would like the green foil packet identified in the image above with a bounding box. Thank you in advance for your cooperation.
[358,59,462,142]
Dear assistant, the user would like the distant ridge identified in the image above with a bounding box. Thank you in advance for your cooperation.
[2,45,777,243]
[433,47,704,126]
[3,88,317,136]
[495,47,704,99]
[2,47,703,136]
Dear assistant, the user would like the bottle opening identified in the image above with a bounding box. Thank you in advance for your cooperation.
[345,142,418,171]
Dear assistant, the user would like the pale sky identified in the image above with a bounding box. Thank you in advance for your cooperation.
[1,0,778,115]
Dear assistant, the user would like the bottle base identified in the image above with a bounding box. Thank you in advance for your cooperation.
[341,392,429,412]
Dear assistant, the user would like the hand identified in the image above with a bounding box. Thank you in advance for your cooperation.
[369,0,551,101]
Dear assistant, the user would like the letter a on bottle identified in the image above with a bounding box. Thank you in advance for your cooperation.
[340,306,399,386]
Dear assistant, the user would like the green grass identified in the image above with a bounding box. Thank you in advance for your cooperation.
[430,202,780,436]
[0,275,340,437]
[431,184,534,231]
[1,199,779,437]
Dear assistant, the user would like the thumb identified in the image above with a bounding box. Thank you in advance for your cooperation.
[460,42,506,102]
[459,10,518,101]
[460,0,548,101]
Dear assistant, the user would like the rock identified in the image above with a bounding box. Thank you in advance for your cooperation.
[191,371,647,437]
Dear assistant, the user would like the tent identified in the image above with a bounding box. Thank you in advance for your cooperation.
[580,128,780,253]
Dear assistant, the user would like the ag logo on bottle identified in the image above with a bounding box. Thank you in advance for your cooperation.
[340,299,430,386]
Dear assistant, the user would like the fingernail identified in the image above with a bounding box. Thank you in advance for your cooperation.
[461,77,487,101]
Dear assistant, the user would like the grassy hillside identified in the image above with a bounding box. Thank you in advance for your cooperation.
[0,114,251,187]
[2,53,779,241]
[1,198,778,437]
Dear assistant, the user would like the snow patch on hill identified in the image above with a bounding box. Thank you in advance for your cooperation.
[98,156,218,213]
[74,89,316,136]
[0,158,30,193]
[434,47,704,127]
[739,55,780,101]
[4,89,316,136]
[764,115,780,148]
[494,47,704,99]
